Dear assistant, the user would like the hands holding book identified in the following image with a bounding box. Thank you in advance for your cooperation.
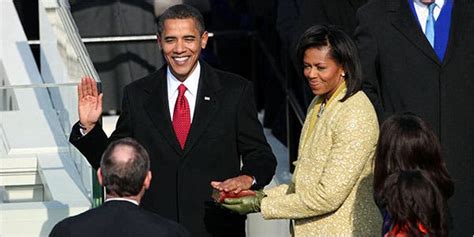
[211,175,266,215]
[220,190,266,215]
[211,189,266,215]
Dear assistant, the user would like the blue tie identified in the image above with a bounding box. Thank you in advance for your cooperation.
[425,3,436,47]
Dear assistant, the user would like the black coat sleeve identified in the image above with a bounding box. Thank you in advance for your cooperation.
[354,8,385,122]
[237,81,277,189]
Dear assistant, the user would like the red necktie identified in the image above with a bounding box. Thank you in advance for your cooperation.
[173,84,190,149]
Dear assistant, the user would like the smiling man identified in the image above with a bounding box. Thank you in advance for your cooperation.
[69,4,276,237]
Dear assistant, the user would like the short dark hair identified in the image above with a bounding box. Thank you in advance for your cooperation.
[382,170,449,237]
[374,113,454,202]
[295,24,361,101]
[100,138,150,197]
[156,4,205,36]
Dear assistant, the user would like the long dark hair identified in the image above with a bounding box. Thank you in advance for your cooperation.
[383,170,449,237]
[295,24,362,101]
[374,113,454,202]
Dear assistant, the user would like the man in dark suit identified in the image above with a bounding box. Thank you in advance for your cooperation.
[50,138,189,237]
[69,4,276,237]
[355,0,474,235]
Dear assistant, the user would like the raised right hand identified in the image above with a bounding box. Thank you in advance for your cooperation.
[78,76,102,133]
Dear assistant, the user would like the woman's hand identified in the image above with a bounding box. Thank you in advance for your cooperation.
[221,190,266,215]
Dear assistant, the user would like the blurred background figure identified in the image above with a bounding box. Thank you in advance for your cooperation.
[355,0,474,234]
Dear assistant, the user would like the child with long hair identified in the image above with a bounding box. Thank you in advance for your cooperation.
[373,113,454,236]
[382,170,449,237]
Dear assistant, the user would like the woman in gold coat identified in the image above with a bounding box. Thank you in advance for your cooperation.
[221,24,382,236]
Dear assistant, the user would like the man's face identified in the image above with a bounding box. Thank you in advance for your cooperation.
[158,18,208,82]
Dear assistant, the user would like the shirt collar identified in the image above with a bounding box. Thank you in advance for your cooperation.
[105,197,139,206]
[413,0,445,9]
[167,62,201,99]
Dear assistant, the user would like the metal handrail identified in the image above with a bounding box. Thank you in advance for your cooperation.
[56,0,100,82]
[0,82,77,90]
[252,33,305,125]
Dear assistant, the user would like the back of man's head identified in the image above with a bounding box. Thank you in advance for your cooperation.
[156,4,205,36]
[100,138,150,197]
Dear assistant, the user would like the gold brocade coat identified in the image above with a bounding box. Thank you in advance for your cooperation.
[261,89,382,237]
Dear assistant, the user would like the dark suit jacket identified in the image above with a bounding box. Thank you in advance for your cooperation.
[355,0,474,235]
[49,200,189,237]
[69,61,277,237]
[294,0,367,40]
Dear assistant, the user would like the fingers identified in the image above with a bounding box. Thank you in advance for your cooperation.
[220,203,237,212]
[223,198,243,205]
[85,76,93,96]
[212,175,253,193]
[221,200,249,215]
[80,76,98,97]
[83,77,90,97]
[80,77,88,98]
[234,187,243,194]
[91,77,98,97]
[219,179,237,192]
[223,176,253,193]
[210,181,223,191]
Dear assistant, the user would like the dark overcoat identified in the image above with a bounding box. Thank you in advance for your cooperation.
[70,61,277,237]
[355,0,474,235]
[50,200,189,237]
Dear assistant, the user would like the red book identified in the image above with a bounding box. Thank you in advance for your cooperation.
[212,189,256,203]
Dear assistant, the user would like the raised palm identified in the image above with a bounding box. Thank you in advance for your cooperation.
[78,76,102,132]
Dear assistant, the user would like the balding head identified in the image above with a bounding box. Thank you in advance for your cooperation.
[99,138,151,198]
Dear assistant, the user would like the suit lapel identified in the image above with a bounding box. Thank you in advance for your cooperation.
[143,68,183,155]
[183,62,221,156]
[389,0,441,65]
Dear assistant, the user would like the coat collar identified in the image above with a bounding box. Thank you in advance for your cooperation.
[387,0,442,65]
[183,61,222,156]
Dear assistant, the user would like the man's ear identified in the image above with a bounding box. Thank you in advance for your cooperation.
[201,31,209,49]
[143,171,152,190]
[97,168,104,186]
[156,33,162,49]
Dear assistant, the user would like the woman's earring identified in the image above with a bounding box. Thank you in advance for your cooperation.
[341,72,346,77]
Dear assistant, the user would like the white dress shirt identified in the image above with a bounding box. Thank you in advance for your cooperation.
[167,63,200,122]
[413,0,445,33]
[105,197,139,206]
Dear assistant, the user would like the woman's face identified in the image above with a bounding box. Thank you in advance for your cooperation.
[303,46,345,98]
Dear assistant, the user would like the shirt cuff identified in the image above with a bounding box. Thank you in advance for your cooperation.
[78,122,87,136]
